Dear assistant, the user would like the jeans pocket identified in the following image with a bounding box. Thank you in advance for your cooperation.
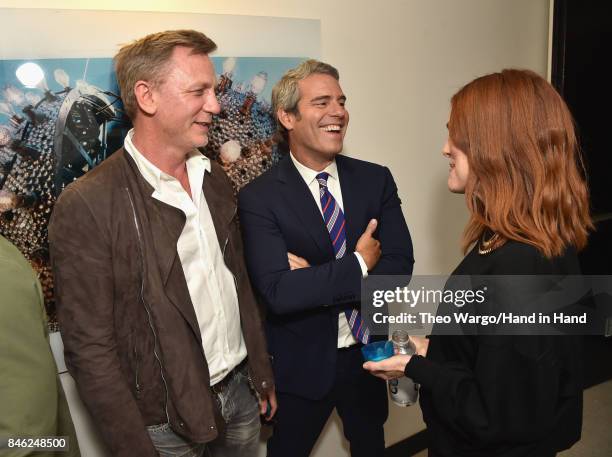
[147,422,171,434]
[147,423,204,457]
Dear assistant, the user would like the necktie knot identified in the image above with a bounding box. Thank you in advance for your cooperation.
[316,172,330,188]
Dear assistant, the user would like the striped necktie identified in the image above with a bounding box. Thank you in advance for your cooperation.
[316,172,370,344]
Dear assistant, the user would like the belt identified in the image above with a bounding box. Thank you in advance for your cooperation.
[210,359,247,395]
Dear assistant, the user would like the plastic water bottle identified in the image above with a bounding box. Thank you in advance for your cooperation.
[388,330,419,406]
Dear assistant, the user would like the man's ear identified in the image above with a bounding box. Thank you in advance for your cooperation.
[134,80,157,116]
[277,108,296,132]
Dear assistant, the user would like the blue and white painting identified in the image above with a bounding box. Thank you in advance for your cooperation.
[0,56,303,326]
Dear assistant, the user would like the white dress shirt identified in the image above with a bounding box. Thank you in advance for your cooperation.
[290,152,367,348]
[125,130,246,385]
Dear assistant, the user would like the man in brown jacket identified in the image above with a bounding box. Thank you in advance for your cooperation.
[49,30,276,457]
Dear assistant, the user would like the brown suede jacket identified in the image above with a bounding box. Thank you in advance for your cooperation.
[49,149,273,457]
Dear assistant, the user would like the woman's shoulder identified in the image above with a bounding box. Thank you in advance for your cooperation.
[457,239,580,275]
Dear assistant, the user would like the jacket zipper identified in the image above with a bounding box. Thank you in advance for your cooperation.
[134,346,141,398]
[126,187,170,424]
[221,207,237,257]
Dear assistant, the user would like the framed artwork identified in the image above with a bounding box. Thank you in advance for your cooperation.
[0,8,319,328]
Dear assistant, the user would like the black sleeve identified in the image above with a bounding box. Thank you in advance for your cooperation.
[405,335,576,445]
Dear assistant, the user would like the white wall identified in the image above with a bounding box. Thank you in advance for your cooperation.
[0,0,551,455]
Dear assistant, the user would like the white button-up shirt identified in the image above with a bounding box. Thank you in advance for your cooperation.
[125,130,246,385]
[290,152,368,348]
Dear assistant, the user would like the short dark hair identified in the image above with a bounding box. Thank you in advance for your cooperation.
[114,29,217,119]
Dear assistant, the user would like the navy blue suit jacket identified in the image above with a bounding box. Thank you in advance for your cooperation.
[238,154,414,399]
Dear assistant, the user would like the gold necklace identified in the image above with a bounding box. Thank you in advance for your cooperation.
[478,232,499,255]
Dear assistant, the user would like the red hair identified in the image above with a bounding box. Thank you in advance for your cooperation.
[449,69,592,258]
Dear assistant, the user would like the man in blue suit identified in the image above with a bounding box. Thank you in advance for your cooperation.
[238,60,414,457]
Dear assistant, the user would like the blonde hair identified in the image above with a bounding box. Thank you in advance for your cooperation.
[271,59,339,139]
[449,69,593,257]
[114,30,216,119]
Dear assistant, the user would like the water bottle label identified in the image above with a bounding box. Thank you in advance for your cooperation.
[389,377,418,406]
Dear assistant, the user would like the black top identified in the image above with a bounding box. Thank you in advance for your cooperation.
[405,240,583,457]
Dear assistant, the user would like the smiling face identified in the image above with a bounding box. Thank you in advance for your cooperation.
[151,46,220,153]
[442,136,470,193]
[279,73,348,166]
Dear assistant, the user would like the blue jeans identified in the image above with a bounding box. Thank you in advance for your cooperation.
[147,367,260,457]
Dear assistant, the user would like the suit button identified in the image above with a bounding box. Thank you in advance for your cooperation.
[179,422,184,428]
[210,425,215,430]
[261,381,268,389]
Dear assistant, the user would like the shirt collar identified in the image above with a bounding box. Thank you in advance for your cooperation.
[124,129,211,193]
[289,151,338,186]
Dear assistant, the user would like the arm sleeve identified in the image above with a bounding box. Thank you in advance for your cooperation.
[405,335,575,445]
[238,187,363,315]
[368,167,414,276]
[48,188,158,457]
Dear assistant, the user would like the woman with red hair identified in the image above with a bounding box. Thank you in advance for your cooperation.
[364,69,592,457]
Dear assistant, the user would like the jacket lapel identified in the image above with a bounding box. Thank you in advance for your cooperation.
[125,153,185,286]
[203,164,236,250]
[148,200,185,286]
[122,151,201,339]
[277,156,334,258]
[336,155,363,251]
